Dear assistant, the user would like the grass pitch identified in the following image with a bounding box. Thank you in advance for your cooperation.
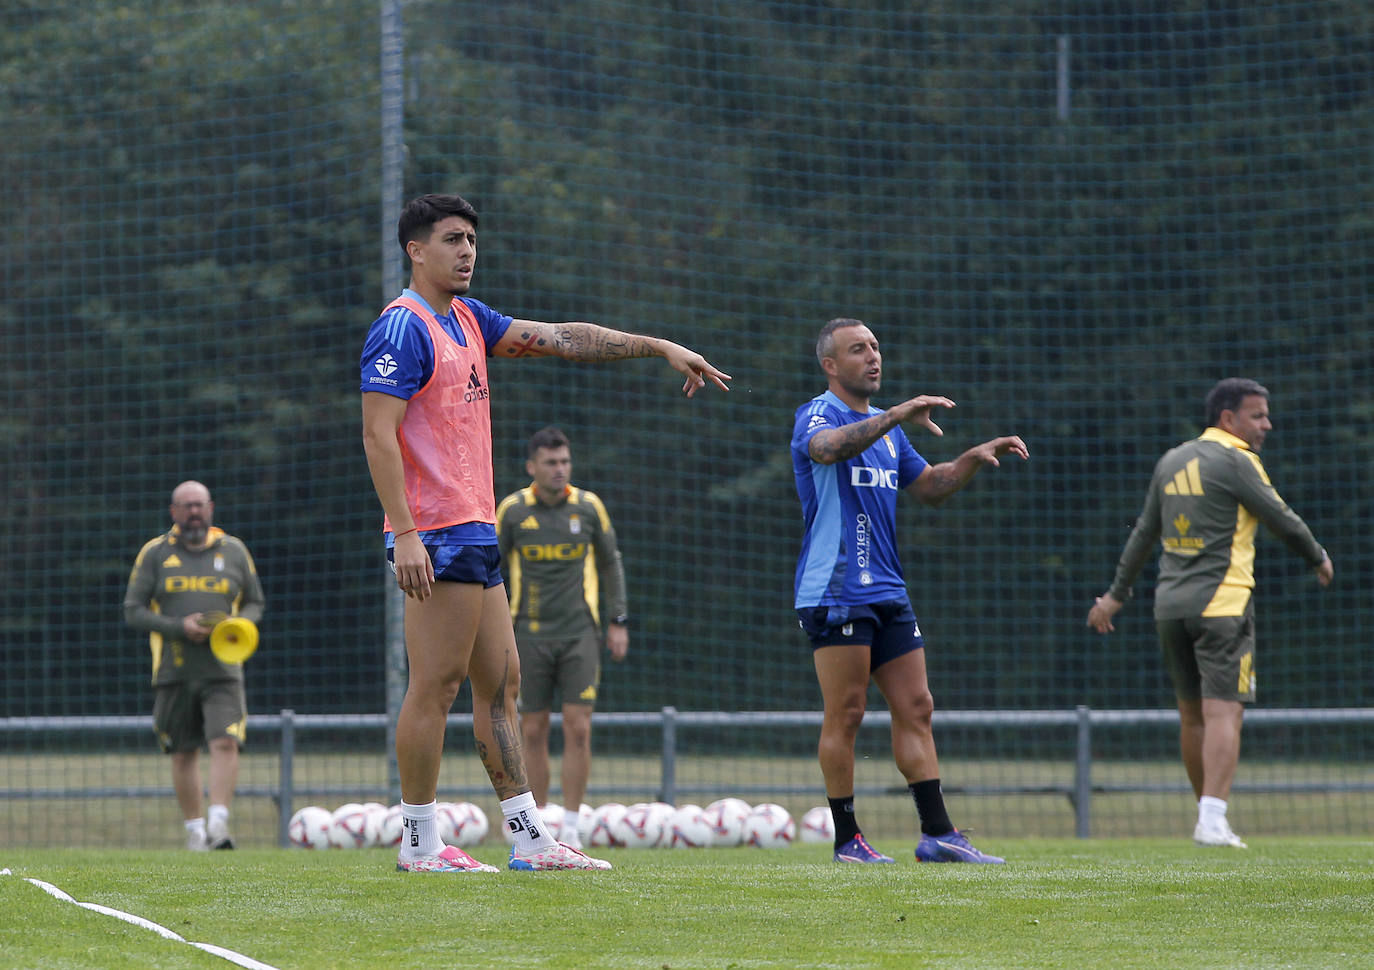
[3,839,1371,970]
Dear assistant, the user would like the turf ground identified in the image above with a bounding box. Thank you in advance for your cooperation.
[3,839,1371,970]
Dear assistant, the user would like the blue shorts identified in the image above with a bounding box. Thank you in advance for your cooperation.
[387,541,504,588]
[797,600,924,670]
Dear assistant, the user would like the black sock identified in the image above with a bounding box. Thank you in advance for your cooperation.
[909,779,954,836]
[828,795,860,847]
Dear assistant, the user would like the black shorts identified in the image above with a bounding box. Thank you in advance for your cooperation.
[797,600,925,670]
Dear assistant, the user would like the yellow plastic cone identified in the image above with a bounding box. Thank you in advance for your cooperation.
[210,617,259,664]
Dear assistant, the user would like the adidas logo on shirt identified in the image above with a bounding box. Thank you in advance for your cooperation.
[463,364,489,403]
[1164,457,1204,496]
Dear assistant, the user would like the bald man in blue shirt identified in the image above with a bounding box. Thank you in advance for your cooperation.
[792,318,1027,865]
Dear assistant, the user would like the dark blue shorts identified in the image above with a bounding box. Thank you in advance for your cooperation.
[387,542,504,588]
[797,600,925,670]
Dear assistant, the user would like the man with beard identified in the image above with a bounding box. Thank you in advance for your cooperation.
[792,318,1027,865]
[124,480,265,850]
[1087,378,1332,848]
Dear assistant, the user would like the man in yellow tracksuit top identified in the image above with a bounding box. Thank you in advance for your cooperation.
[1087,378,1332,849]
[124,480,265,851]
[497,427,628,847]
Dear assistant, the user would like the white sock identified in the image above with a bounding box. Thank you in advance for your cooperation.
[400,800,444,856]
[208,804,229,828]
[185,817,207,837]
[1198,796,1228,826]
[501,792,557,852]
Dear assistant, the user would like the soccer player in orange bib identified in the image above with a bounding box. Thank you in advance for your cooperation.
[360,194,729,872]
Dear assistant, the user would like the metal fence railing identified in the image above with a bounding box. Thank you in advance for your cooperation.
[4,707,1371,845]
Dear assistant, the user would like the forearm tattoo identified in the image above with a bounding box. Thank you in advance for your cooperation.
[810,413,899,464]
[500,322,656,361]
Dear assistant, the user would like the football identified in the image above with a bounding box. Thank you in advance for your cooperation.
[448,801,490,846]
[588,802,628,847]
[328,802,376,849]
[619,802,671,848]
[572,802,596,845]
[376,804,404,848]
[288,806,332,849]
[363,802,389,846]
[664,804,712,848]
[742,803,796,849]
[538,802,566,843]
[799,805,835,844]
[702,797,752,847]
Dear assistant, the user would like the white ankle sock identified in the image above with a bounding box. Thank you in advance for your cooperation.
[185,817,207,837]
[1198,796,1228,826]
[208,804,229,828]
[400,800,444,856]
[501,792,557,852]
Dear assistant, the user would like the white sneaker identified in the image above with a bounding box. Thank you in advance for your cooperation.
[1193,819,1247,848]
[397,845,499,873]
[508,841,612,871]
[207,816,235,850]
[186,828,209,851]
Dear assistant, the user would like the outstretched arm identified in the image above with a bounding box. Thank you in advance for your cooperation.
[906,435,1029,506]
[808,394,955,465]
[492,319,731,397]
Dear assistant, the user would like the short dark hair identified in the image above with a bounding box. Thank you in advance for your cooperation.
[397,194,480,254]
[1205,378,1269,427]
[526,426,570,460]
[816,317,866,365]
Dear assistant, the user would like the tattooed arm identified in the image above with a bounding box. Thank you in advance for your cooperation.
[808,394,954,465]
[492,319,731,397]
[906,435,1030,507]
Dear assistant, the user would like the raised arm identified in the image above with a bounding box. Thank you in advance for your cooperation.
[492,319,731,397]
[905,435,1029,507]
[808,394,955,465]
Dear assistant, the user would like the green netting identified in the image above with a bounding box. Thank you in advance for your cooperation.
[1,0,1370,847]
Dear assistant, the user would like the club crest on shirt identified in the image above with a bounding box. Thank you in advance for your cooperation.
[569,515,581,535]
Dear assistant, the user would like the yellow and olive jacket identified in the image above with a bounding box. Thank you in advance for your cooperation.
[1108,427,1325,619]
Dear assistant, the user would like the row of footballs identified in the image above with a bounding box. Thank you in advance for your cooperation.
[289,798,837,850]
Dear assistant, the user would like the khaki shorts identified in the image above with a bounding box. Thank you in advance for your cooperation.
[153,680,247,753]
[1156,608,1256,703]
[516,633,601,711]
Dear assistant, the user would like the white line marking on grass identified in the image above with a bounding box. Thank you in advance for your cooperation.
[3,868,282,970]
